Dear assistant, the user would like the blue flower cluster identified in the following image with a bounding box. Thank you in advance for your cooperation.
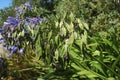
[0,2,42,57]
[15,2,33,18]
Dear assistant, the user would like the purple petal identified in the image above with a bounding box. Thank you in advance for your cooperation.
[0,38,4,44]
[19,48,24,54]
[0,29,4,33]
[25,2,31,7]
[10,46,18,53]
[7,17,19,26]
[2,22,9,30]
[8,53,13,58]
[26,17,42,25]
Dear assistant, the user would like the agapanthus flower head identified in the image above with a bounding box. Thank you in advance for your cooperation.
[26,16,42,25]
[15,6,26,17]
[15,1,33,17]
[24,16,42,29]
[25,2,33,11]
[26,17,38,24]
[2,22,10,30]
[7,17,19,26]
[25,2,31,7]
[1,1,43,58]
[4,17,22,31]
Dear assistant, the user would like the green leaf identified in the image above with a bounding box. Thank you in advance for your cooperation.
[81,31,87,44]
[69,12,75,21]
[112,55,120,71]
[77,19,84,30]
[107,77,115,80]
[60,26,66,36]
[77,70,98,78]
[69,46,81,61]
[37,78,44,80]
[54,49,59,60]
[55,21,59,28]
[12,31,17,37]
[83,22,89,30]
[59,21,63,28]
[48,31,52,41]
[93,50,100,56]
[71,63,82,71]
[90,61,105,75]
[55,35,59,45]
[60,44,68,57]
[67,33,74,45]
[65,22,74,33]
[102,39,119,54]
[73,31,78,39]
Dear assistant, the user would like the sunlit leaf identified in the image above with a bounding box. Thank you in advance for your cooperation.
[90,61,105,75]
[65,22,74,33]
[48,31,52,41]
[60,26,66,36]
[77,70,98,78]
[93,50,100,56]
[102,39,119,54]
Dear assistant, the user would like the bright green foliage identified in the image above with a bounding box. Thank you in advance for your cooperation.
[0,7,15,27]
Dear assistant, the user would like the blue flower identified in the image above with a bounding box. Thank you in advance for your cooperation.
[2,22,9,30]
[15,1,33,17]
[26,17,38,24]
[7,17,19,26]
[5,17,21,31]
[7,46,18,58]
[25,2,31,7]
[8,53,13,58]
[19,48,24,54]
[26,16,42,25]
[10,46,18,53]
[24,2,33,11]
[0,1,43,58]
[15,6,25,17]
[0,29,4,34]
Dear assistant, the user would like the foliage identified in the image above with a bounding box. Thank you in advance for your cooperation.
[0,7,15,27]
[0,0,120,80]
